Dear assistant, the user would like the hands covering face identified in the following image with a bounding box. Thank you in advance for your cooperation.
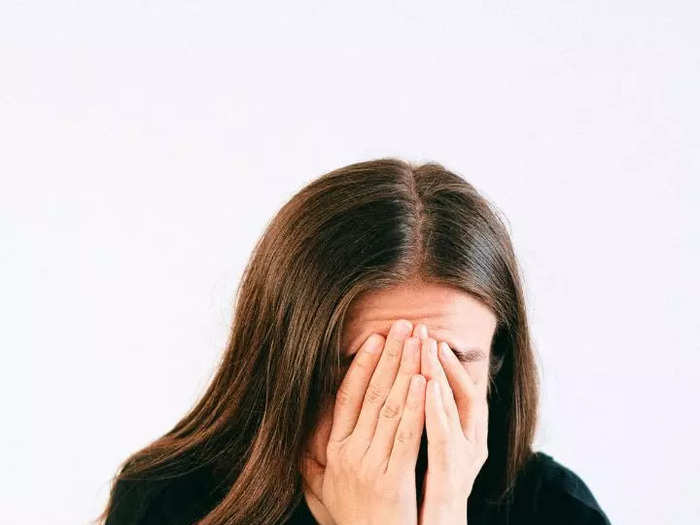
[300,319,489,525]
[412,323,489,524]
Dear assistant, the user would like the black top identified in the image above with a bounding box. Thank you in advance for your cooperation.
[106,451,611,524]
[285,452,611,525]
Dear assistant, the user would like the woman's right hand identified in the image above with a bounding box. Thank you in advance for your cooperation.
[320,319,426,525]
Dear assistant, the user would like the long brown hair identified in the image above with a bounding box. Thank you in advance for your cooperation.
[95,158,539,524]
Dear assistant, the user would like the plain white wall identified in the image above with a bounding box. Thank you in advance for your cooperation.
[1,2,698,524]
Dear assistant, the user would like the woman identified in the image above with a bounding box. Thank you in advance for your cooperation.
[96,158,611,525]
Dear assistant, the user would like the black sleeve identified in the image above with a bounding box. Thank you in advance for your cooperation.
[537,489,612,525]
[534,459,612,525]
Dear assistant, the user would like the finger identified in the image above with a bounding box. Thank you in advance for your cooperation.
[351,319,413,451]
[421,338,461,430]
[385,374,426,475]
[412,323,428,339]
[365,336,421,467]
[424,378,450,469]
[328,333,385,444]
[437,341,480,440]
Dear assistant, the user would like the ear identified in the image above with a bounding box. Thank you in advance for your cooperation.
[299,450,325,501]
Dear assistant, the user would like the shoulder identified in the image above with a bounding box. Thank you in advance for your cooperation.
[105,466,223,525]
[104,476,168,525]
[510,451,611,525]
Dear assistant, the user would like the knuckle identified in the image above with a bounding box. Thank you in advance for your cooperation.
[395,428,415,445]
[335,385,353,407]
[386,341,402,358]
[380,399,402,420]
[405,395,420,410]
[365,383,387,405]
[354,353,373,370]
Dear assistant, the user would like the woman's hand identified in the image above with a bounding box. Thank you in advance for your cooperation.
[310,320,427,525]
[414,329,489,525]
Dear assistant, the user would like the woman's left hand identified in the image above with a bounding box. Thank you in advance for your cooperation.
[414,331,490,525]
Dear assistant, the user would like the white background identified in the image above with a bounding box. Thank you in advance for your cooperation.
[2,2,698,524]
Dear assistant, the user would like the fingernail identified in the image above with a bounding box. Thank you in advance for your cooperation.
[365,334,384,353]
[393,319,413,338]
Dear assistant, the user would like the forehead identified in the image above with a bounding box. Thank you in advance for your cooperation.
[340,280,498,355]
